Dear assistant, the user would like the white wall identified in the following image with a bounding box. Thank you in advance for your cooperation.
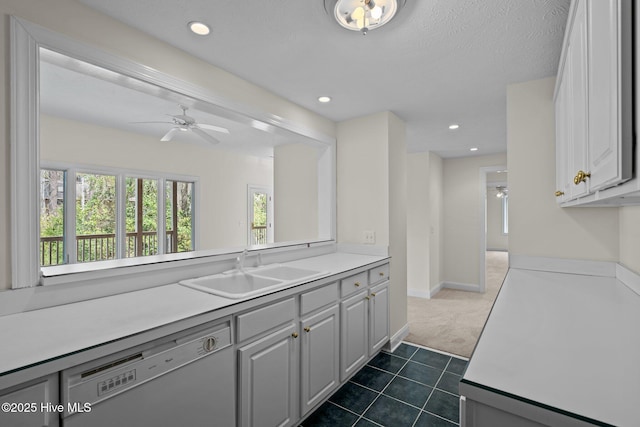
[336,112,389,247]
[486,188,508,251]
[0,0,335,290]
[507,77,619,262]
[407,151,443,298]
[337,111,407,339]
[40,115,273,250]
[274,143,318,242]
[619,207,640,274]
[442,153,507,287]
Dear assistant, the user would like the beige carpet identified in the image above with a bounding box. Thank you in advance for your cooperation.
[405,251,509,358]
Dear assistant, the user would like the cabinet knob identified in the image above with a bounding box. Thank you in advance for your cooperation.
[573,170,591,185]
[555,191,564,197]
[354,282,360,287]
[365,296,371,300]
[371,292,377,297]
[304,327,311,333]
[379,272,384,276]
[291,332,299,339]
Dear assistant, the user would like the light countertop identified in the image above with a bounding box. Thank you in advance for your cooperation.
[461,268,640,426]
[0,251,388,378]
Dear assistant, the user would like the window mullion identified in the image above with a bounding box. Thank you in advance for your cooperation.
[157,179,166,255]
[116,174,126,259]
[65,168,78,264]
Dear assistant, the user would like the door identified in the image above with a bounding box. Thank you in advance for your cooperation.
[238,324,298,427]
[248,186,273,245]
[300,305,340,416]
[587,0,633,191]
[340,290,368,381]
[369,282,389,356]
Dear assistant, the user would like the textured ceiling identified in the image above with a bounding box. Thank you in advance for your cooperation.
[77,0,569,158]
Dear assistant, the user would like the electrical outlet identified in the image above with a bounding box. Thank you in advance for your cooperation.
[364,230,376,244]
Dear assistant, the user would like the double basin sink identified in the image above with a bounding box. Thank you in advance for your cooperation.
[179,265,327,299]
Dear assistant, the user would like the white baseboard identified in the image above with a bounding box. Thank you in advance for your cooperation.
[443,281,481,293]
[407,288,430,299]
[386,323,410,352]
[407,282,445,299]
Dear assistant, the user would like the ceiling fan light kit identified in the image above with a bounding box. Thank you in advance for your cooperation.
[326,0,405,35]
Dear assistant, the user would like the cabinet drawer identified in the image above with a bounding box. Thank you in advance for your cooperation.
[369,264,390,285]
[340,271,368,297]
[236,298,295,343]
[300,282,338,315]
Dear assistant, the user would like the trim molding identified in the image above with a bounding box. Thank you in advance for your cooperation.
[407,281,445,299]
[443,281,481,293]
[386,323,410,352]
[509,255,616,277]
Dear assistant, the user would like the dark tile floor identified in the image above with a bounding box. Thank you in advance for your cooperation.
[300,343,467,427]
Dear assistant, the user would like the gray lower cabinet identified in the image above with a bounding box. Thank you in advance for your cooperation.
[368,281,389,356]
[340,290,369,381]
[238,323,298,427]
[300,304,340,416]
[0,374,59,427]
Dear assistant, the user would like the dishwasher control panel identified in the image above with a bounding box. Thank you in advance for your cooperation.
[62,321,231,416]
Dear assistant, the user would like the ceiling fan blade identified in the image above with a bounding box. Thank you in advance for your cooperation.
[191,127,220,145]
[196,123,230,134]
[161,127,180,142]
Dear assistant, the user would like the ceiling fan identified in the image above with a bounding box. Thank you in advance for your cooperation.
[133,105,229,145]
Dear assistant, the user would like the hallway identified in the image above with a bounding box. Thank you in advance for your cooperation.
[405,251,509,357]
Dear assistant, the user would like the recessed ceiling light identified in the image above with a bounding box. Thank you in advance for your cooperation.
[318,96,332,103]
[189,21,210,36]
[449,124,460,130]
[470,147,479,152]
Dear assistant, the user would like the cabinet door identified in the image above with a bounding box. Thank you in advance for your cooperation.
[0,374,59,427]
[568,0,589,199]
[369,282,389,356]
[340,290,368,381]
[300,305,340,415]
[238,324,298,427]
[587,0,633,191]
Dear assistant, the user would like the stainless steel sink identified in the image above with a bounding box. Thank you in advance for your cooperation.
[180,273,283,299]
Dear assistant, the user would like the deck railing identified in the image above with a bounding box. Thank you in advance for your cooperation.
[41,231,177,266]
[251,225,267,245]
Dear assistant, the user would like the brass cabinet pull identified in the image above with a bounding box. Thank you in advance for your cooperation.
[354,282,360,287]
[365,296,371,300]
[574,170,591,185]
[304,327,311,333]
[555,191,564,197]
[371,292,377,297]
[379,272,384,276]
[292,332,299,339]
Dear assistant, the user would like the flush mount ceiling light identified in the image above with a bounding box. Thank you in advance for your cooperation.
[325,0,406,35]
[470,147,479,152]
[318,96,332,103]
[449,124,460,130]
[188,21,211,36]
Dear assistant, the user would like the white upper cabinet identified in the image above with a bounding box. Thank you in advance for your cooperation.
[554,0,635,206]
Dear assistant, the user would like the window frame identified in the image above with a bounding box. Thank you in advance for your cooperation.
[40,161,198,268]
[10,16,336,290]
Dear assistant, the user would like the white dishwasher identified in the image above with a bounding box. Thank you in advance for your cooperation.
[61,319,235,427]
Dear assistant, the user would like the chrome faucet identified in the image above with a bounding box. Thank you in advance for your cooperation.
[235,249,249,272]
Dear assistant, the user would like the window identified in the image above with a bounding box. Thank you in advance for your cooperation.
[39,165,196,267]
[502,195,509,235]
